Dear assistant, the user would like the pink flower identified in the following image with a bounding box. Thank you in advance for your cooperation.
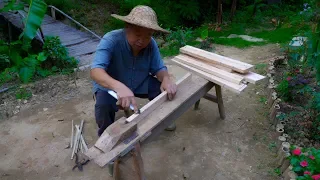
[300,160,308,167]
[312,174,320,180]
[305,171,311,175]
[287,76,292,81]
[293,148,302,156]
[310,155,315,160]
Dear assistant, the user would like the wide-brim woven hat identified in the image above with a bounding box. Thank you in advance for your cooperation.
[111,5,170,34]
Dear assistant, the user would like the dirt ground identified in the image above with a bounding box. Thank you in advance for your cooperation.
[0,44,283,180]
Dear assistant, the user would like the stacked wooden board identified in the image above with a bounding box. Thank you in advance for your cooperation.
[172,45,266,93]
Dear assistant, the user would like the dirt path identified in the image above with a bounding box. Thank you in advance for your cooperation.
[0,44,281,180]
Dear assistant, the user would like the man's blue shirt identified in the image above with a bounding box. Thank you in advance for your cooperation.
[91,29,167,94]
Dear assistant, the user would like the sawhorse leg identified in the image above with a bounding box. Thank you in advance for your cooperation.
[194,84,226,120]
[112,142,146,180]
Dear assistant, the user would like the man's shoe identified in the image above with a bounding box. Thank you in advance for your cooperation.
[165,122,176,131]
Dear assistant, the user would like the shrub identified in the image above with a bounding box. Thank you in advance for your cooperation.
[288,146,320,179]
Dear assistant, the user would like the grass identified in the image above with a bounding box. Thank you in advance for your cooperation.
[213,37,266,48]
[250,28,297,44]
[160,46,179,57]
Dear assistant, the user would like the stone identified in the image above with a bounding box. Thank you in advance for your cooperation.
[183,172,190,179]
[43,108,48,111]
[227,34,265,42]
[23,100,27,104]
[203,147,212,153]
[13,110,19,115]
[196,37,204,42]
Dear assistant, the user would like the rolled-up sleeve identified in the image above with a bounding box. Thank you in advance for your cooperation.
[149,38,167,76]
[91,35,115,70]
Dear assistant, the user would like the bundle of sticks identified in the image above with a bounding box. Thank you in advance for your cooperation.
[70,120,88,159]
[171,45,266,93]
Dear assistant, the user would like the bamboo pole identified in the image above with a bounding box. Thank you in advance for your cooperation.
[70,120,74,148]
[71,120,84,159]
[75,125,88,152]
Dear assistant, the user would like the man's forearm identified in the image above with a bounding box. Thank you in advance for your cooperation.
[155,69,171,82]
[90,68,123,91]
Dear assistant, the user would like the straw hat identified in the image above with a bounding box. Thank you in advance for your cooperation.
[111,5,170,34]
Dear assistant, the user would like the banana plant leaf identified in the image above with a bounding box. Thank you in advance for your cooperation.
[20,0,47,43]
[0,0,24,12]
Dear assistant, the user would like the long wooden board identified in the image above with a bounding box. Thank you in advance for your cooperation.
[93,73,192,153]
[237,71,265,84]
[180,45,254,73]
[174,54,244,84]
[172,58,247,93]
[85,75,212,167]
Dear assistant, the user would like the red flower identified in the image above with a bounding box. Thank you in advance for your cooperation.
[305,171,311,175]
[312,174,320,180]
[287,76,292,81]
[293,148,302,156]
[300,160,308,167]
[310,155,315,160]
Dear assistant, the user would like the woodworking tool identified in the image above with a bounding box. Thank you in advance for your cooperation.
[72,153,90,172]
[108,90,140,114]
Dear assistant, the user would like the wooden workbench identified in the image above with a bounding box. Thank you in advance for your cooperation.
[86,74,226,179]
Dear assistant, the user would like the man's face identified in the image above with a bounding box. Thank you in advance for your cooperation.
[126,24,154,52]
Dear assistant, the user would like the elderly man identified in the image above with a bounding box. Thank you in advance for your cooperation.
[90,5,178,139]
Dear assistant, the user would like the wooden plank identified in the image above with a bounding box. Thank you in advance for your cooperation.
[238,71,266,84]
[126,73,192,123]
[142,80,214,145]
[180,45,254,73]
[132,143,145,180]
[62,37,90,47]
[215,84,226,119]
[68,39,99,57]
[42,15,57,25]
[203,93,218,103]
[172,58,247,94]
[174,54,244,84]
[1,12,24,29]
[87,76,212,167]
[93,73,192,153]
[94,117,138,153]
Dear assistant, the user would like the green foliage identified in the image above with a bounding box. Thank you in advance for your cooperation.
[20,0,47,49]
[0,37,77,84]
[288,146,320,179]
[0,0,24,12]
[174,0,200,21]
[273,168,281,176]
[166,26,194,47]
[42,36,78,71]
[277,79,291,101]
[44,0,74,13]
[15,87,32,100]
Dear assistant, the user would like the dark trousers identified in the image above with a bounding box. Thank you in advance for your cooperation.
[94,76,161,136]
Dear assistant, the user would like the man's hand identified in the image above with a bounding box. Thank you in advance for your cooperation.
[160,76,177,100]
[115,84,138,112]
